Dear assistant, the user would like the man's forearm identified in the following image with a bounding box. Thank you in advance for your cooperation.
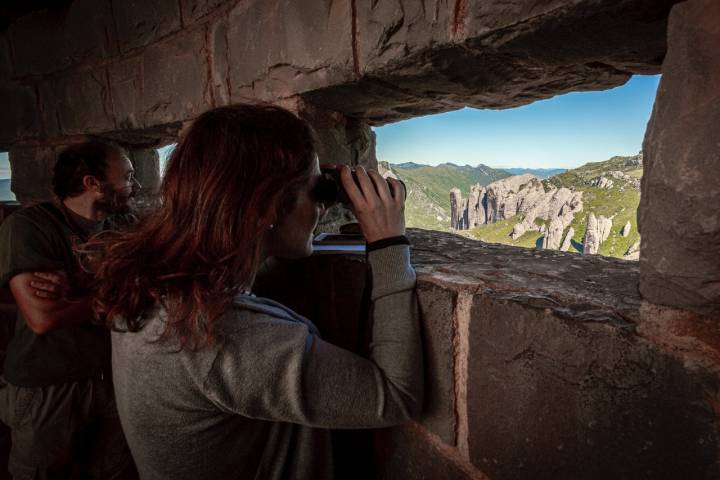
[20,296,95,334]
[45,296,96,331]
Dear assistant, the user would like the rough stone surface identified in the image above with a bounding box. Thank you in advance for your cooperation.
[8,10,70,76]
[8,0,118,76]
[406,229,719,480]
[109,28,209,129]
[9,146,57,205]
[298,101,376,232]
[415,282,456,446]
[307,0,680,124]
[583,213,612,255]
[226,0,354,103]
[1,0,684,143]
[39,69,115,136]
[485,175,533,222]
[209,19,230,106]
[112,0,182,53]
[181,0,227,23]
[624,239,641,261]
[621,221,631,237]
[457,176,583,242]
[0,35,13,82]
[0,83,39,144]
[373,424,481,480]
[450,188,462,230]
[408,229,641,325]
[560,226,574,252]
[639,0,720,317]
[467,298,718,480]
[590,176,613,189]
[542,217,564,250]
[63,0,119,65]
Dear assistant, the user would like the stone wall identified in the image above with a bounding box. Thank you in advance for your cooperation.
[257,229,720,479]
[639,0,720,319]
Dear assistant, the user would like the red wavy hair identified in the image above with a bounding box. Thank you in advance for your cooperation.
[88,104,316,349]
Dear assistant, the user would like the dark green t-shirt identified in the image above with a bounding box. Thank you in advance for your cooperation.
[0,202,134,387]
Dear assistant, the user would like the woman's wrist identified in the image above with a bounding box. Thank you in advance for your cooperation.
[366,235,410,252]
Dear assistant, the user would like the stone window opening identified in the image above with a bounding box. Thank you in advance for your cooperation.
[0,152,15,203]
[157,143,176,178]
[376,77,651,262]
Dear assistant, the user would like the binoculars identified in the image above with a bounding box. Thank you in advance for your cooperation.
[313,167,406,205]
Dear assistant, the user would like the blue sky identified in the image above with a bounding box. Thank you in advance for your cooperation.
[374,74,660,169]
[0,152,9,179]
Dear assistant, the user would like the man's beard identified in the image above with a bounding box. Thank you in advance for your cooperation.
[97,182,136,215]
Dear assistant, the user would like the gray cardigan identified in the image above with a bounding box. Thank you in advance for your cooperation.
[111,245,423,480]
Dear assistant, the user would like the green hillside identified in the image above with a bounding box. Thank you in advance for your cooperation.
[399,174,452,232]
[391,163,510,212]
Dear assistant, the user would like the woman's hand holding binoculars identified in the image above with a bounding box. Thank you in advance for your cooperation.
[340,166,406,243]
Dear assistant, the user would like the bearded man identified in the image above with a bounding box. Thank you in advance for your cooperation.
[0,140,140,479]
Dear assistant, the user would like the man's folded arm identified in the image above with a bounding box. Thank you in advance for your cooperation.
[9,272,94,334]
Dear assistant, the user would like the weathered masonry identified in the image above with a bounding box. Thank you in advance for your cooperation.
[1,0,719,478]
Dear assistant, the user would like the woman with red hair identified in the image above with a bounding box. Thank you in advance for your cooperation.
[91,104,422,479]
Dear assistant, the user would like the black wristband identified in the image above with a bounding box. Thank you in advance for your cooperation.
[366,235,410,252]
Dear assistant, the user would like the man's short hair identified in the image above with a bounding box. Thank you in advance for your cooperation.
[53,140,127,200]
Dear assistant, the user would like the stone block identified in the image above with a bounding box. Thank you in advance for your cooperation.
[63,0,119,64]
[227,0,354,102]
[112,0,182,52]
[109,28,208,129]
[298,101,377,169]
[181,0,227,23]
[39,69,115,136]
[297,101,377,232]
[466,297,718,480]
[9,147,57,205]
[9,0,117,76]
[139,28,209,127]
[0,83,40,144]
[639,0,720,317]
[355,0,451,74]
[0,35,13,82]
[108,56,142,130]
[209,19,230,106]
[415,281,457,446]
[9,10,70,76]
[373,425,479,480]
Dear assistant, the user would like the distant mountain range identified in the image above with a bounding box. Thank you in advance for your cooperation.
[385,154,643,259]
[502,167,566,178]
[389,162,510,209]
[390,162,566,179]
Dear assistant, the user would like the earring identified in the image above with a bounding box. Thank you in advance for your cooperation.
[268,224,274,230]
